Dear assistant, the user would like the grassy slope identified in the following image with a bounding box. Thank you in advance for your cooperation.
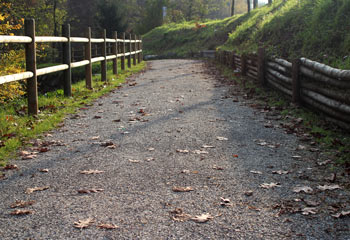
[143,0,350,68]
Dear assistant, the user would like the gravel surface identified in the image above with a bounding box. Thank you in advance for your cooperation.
[0,59,349,239]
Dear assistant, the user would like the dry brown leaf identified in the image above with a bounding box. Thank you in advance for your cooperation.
[172,186,194,192]
[74,218,94,229]
[272,170,289,175]
[301,207,317,215]
[250,170,262,174]
[128,159,140,163]
[216,137,228,141]
[10,209,33,215]
[90,136,100,140]
[244,190,253,196]
[97,223,119,229]
[193,150,209,154]
[78,188,104,194]
[212,165,224,170]
[10,200,35,208]
[170,208,191,222]
[38,168,49,173]
[317,185,341,191]
[176,149,189,153]
[191,213,213,223]
[146,157,155,162]
[293,186,313,194]
[25,186,49,194]
[80,170,104,175]
[147,147,155,151]
[181,169,190,174]
[260,183,280,189]
[4,164,18,170]
[332,210,350,218]
[220,197,233,207]
[22,155,37,160]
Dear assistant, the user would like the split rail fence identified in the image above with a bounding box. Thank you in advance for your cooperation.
[0,19,143,115]
[216,49,350,130]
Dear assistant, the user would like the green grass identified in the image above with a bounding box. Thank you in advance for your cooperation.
[0,61,146,166]
[143,0,350,69]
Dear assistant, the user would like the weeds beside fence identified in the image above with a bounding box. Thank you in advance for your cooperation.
[216,49,350,130]
[0,19,143,115]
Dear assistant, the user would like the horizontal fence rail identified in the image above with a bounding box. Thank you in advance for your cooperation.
[216,49,350,131]
[0,19,143,115]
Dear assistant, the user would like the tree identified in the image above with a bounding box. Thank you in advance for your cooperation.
[247,0,251,12]
[96,0,128,37]
[231,0,235,16]
[253,0,258,9]
[268,0,272,4]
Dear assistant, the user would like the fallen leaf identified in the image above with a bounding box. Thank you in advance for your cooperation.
[78,188,104,194]
[332,210,350,218]
[146,157,155,162]
[216,137,228,141]
[250,170,262,174]
[232,154,239,158]
[325,173,336,182]
[80,170,104,175]
[176,149,189,153]
[25,186,49,194]
[317,185,341,191]
[191,213,213,223]
[293,186,313,194]
[244,190,253,196]
[74,218,94,229]
[202,145,215,148]
[193,150,209,154]
[93,116,102,119]
[100,141,115,148]
[38,147,49,153]
[181,169,190,174]
[97,223,119,229]
[22,155,37,160]
[260,183,280,189]
[147,147,155,151]
[317,160,332,166]
[10,209,33,215]
[172,186,194,192]
[38,168,49,173]
[212,165,224,170]
[301,207,317,215]
[11,200,35,208]
[90,136,100,140]
[128,159,140,163]
[220,197,232,207]
[292,155,302,159]
[170,208,191,222]
[248,205,261,211]
[4,164,18,170]
[272,170,289,175]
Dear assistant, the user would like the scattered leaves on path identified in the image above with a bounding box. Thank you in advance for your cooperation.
[25,186,49,194]
[176,149,189,153]
[191,213,214,223]
[4,164,18,170]
[170,208,191,222]
[38,168,49,173]
[212,165,224,170]
[146,157,155,162]
[332,210,350,218]
[97,223,119,229]
[80,170,104,175]
[317,185,341,191]
[293,186,313,194]
[90,136,100,140]
[216,137,228,141]
[193,150,208,154]
[272,170,289,175]
[78,188,104,194]
[301,207,317,215]
[11,200,35,208]
[74,218,94,229]
[260,183,280,189]
[220,197,233,207]
[172,186,194,192]
[244,190,253,196]
[10,209,33,215]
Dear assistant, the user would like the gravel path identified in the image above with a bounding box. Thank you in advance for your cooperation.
[0,59,349,239]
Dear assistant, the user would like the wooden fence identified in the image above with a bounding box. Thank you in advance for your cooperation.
[0,19,143,115]
[216,49,350,130]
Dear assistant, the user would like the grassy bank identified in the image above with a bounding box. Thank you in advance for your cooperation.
[143,0,350,68]
[0,61,146,166]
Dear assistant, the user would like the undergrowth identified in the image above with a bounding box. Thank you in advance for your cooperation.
[0,61,146,166]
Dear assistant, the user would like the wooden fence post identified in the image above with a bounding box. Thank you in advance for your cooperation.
[292,58,301,104]
[113,31,118,76]
[257,47,266,86]
[85,27,92,89]
[121,32,125,71]
[137,35,141,64]
[101,29,107,82]
[128,34,132,68]
[241,54,247,76]
[231,52,235,69]
[133,34,137,66]
[62,24,72,97]
[140,36,143,61]
[25,19,38,115]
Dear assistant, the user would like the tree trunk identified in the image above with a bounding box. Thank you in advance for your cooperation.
[247,0,251,13]
[253,0,258,9]
[268,0,272,4]
[231,0,235,16]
